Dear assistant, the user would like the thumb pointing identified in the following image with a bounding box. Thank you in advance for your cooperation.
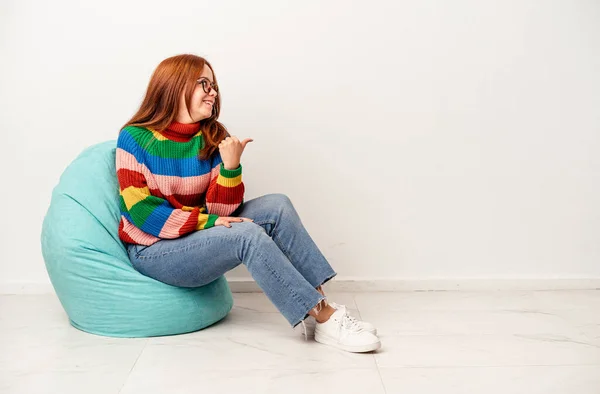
[241,138,254,149]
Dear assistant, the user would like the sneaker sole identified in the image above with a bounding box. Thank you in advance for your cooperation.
[314,331,381,353]
[303,327,378,338]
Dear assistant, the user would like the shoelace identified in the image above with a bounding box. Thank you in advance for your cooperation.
[344,313,361,326]
[331,303,363,329]
[340,311,363,332]
[301,320,309,341]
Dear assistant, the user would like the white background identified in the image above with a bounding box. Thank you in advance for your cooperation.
[1,0,599,289]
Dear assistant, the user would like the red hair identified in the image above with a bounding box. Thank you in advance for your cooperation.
[123,54,227,160]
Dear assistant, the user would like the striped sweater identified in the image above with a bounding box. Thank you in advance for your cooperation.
[116,121,244,246]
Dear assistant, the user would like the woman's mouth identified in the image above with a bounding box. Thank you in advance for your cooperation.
[203,100,214,108]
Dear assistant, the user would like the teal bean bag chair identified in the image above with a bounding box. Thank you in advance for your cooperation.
[41,140,233,338]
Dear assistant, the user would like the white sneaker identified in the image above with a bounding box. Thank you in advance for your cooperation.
[314,308,381,353]
[299,302,377,339]
[330,302,378,336]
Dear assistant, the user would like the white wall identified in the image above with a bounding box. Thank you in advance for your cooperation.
[1,0,599,290]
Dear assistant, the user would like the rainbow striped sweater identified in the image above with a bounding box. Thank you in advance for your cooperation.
[116,121,244,246]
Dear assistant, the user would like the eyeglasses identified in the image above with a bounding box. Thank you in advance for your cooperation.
[197,78,219,94]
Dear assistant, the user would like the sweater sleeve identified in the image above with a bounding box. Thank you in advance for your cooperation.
[116,130,219,238]
[205,152,245,216]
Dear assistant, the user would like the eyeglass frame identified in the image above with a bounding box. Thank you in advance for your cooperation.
[196,77,219,94]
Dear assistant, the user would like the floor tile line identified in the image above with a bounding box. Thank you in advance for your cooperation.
[118,340,148,394]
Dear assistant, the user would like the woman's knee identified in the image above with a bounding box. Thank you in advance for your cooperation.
[263,193,294,210]
[230,221,268,239]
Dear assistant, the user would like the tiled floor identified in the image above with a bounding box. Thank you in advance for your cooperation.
[1,290,600,393]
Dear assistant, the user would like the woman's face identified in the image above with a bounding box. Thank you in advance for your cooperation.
[178,66,218,123]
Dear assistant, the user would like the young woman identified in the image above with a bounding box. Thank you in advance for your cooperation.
[116,54,380,353]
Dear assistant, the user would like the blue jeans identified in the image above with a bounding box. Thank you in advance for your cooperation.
[126,193,337,328]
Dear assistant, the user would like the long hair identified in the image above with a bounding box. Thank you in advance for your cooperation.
[122,54,227,160]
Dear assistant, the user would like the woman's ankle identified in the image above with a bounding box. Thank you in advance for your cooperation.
[316,285,325,296]
[311,304,336,323]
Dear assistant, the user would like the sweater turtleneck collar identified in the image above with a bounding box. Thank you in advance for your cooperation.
[160,121,201,141]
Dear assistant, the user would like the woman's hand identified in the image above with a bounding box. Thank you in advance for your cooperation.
[218,136,253,170]
[215,216,254,228]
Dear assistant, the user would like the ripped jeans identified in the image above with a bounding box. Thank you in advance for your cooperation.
[126,193,337,328]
